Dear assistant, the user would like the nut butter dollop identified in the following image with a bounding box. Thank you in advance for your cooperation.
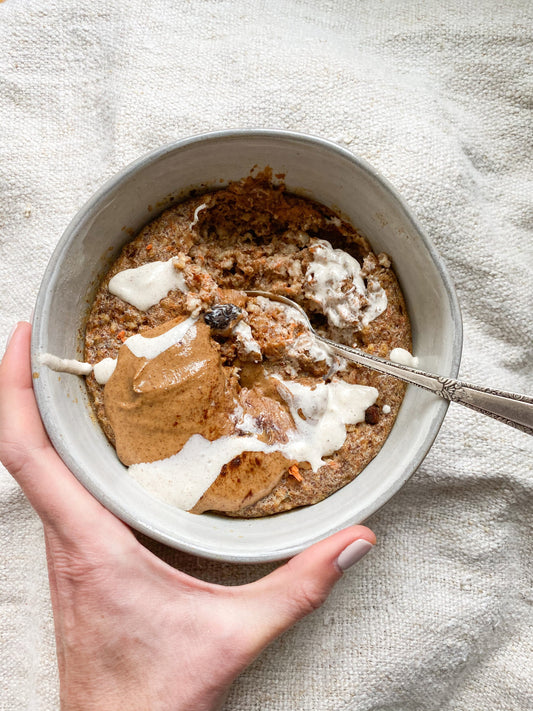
[191,365,296,514]
[104,317,295,512]
[104,318,237,466]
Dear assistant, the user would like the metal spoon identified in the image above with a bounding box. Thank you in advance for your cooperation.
[245,290,533,436]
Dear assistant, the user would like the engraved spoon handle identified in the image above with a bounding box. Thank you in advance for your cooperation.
[320,337,533,436]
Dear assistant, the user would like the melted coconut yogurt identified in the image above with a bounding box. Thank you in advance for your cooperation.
[305,239,388,329]
[108,258,188,311]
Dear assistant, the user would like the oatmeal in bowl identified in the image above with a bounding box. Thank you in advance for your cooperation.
[31,130,461,561]
[83,170,412,517]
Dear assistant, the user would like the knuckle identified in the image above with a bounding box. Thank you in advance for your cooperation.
[291,578,329,616]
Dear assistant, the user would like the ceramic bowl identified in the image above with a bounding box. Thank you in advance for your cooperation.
[31,130,462,563]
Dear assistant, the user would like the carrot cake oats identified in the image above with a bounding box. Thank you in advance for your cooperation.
[67,170,413,517]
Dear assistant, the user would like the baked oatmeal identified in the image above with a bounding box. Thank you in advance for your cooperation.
[82,169,412,517]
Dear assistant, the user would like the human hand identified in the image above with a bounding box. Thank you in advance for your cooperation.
[0,322,376,711]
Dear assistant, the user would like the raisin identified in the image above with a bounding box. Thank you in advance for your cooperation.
[365,405,380,425]
[204,303,242,330]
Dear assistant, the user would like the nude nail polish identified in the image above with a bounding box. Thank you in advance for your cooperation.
[336,539,374,571]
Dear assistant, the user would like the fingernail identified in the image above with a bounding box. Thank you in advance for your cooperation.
[6,323,18,348]
[336,539,374,572]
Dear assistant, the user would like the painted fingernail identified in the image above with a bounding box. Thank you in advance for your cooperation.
[6,323,18,348]
[336,539,374,571]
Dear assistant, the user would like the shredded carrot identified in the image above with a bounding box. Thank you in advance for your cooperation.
[117,330,126,342]
[146,243,153,251]
[288,464,302,482]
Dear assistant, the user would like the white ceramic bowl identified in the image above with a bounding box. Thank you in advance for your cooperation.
[31,130,462,563]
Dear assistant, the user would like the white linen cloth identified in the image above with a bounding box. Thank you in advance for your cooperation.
[1,1,531,709]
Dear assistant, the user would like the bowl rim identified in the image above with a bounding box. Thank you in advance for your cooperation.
[32,128,463,562]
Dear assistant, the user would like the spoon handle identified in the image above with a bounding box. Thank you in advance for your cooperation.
[321,337,533,436]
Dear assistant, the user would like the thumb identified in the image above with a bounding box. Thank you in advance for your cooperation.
[236,525,376,653]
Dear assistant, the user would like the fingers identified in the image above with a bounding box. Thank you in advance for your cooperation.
[0,323,124,540]
[0,323,50,453]
[235,525,376,652]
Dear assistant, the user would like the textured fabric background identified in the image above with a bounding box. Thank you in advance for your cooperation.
[1,1,532,709]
